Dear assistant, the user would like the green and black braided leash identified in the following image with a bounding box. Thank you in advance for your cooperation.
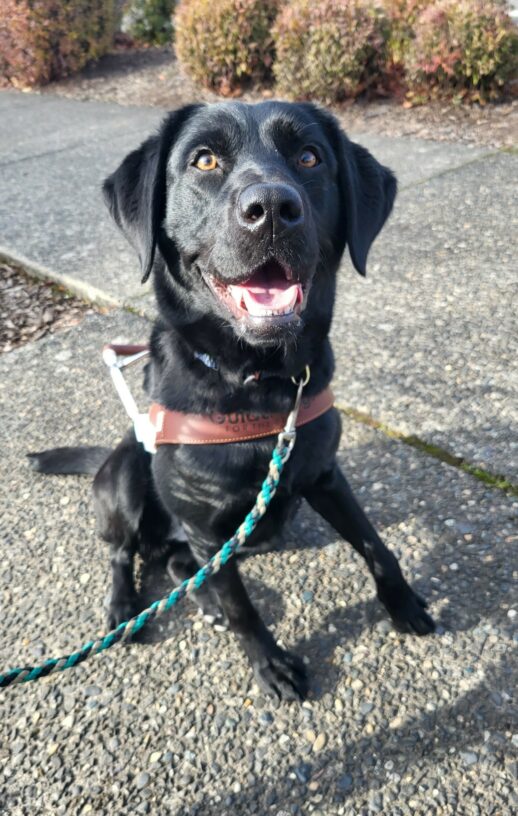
[0,374,306,691]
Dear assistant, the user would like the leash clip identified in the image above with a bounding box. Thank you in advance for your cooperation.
[278,366,311,456]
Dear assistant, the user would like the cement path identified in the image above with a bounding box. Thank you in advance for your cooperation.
[0,91,516,816]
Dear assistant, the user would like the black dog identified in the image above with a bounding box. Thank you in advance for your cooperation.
[31,101,435,701]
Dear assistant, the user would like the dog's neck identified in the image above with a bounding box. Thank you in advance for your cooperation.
[145,315,334,415]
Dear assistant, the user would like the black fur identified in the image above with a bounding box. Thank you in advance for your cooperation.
[28,446,111,475]
[34,102,434,700]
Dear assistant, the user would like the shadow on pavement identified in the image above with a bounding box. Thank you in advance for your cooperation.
[197,653,515,816]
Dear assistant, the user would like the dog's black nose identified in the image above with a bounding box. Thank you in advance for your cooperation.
[237,183,304,235]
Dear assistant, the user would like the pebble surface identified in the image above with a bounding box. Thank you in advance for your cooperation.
[1,311,516,815]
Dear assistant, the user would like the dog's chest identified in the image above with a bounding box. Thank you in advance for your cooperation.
[152,437,288,528]
[150,409,340,544]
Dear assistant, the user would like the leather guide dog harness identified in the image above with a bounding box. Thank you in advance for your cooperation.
[103,344,334,452]
[149,390,334,445]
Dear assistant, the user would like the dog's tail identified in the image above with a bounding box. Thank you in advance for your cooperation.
[27,446,112,476]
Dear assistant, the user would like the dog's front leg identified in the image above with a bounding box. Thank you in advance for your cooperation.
[190,541,307,701]
[92,432,145,629]
[304,464,435,635]
[105,540,140,629]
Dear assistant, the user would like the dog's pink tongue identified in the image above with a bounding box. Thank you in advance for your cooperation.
[244,282,301,310]
[228,281,302,314]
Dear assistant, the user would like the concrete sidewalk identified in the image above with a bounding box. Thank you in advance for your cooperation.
[1,90,516,481]
[0,90,517,816]
[1,311,516,816]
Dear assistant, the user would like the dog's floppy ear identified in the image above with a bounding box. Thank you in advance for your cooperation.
[305,105,397,275]
[102,104,202,283]
[340,140,397,275]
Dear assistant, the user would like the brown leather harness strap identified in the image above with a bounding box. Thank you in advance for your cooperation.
[149,388,334,446]
[103,343,334,447]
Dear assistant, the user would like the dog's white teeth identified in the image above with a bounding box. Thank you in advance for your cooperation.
[242,304,295,318]
[245,304,264,316]
[246,303,273,317]
[255,307,289,317]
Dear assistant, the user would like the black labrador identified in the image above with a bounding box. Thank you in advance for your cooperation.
[31,101,435,701]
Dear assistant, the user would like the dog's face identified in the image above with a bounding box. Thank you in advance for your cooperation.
[163,103,333,343]
[104,102,396,348]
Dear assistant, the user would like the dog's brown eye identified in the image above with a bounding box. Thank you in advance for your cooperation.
[194,151,218,171]
[298,148,319,168]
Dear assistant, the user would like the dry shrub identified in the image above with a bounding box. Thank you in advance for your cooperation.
[273,0,388,103]
[405,0,518,101]
[0,0,116,88]
[175,0,278,94]
[382,0,429,67]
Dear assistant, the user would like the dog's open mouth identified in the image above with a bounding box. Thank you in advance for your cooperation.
[228,262,303,318]
[208,260,305,324]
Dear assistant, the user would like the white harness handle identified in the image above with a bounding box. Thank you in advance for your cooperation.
[102,346,157,454]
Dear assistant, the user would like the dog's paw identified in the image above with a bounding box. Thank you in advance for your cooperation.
[378,584,435,636]
[105,595,141,631]
[252,646,308,702]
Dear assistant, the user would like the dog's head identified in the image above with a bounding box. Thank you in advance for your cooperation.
[103,101,396,349]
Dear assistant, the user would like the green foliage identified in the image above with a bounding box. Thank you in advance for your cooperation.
[273,0,388,103]
[0,0,116,88]
[405,0,518,101]
[381,0,429,67]
[122,0,174,46]
[175,0,278,94]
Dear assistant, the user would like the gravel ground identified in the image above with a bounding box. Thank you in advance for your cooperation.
[38,46,518,150]
[0,262,98,353]
[1,310,516,816]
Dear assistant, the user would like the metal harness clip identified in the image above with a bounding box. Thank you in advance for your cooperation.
[278,366,311,456]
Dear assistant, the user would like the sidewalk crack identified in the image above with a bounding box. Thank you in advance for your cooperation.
[398,150,499,192]
[337,403,518,497]
[0,142,84,169]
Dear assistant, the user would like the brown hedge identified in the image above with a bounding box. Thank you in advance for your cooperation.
[175,0,278,94]
[274,0,388,103]
[0,0,116,88]
[405,0,518,101]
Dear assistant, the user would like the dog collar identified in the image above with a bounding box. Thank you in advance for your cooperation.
[193,350,218,370]
[148,388,334,446]
[193,349,292,386]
